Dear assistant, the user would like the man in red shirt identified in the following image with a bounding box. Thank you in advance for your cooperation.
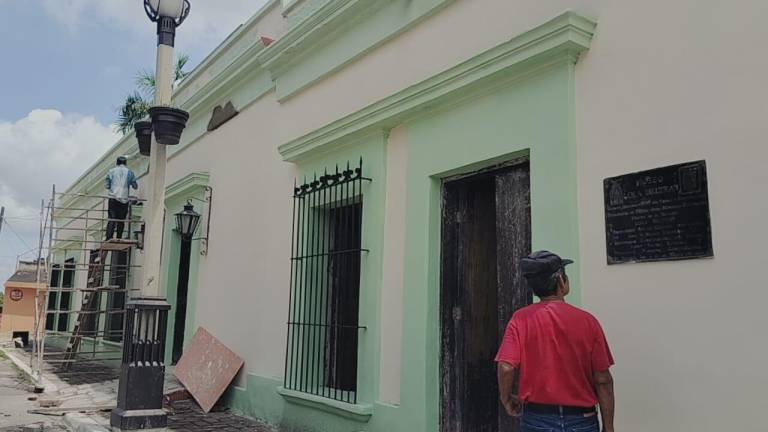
[496,251,615,432]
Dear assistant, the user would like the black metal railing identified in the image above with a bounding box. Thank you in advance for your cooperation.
[284,159,370,404]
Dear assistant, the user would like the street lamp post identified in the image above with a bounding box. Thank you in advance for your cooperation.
[143,0,190,299]
[111,1,191,429]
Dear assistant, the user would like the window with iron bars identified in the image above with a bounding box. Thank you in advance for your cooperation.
[284,159,370,404]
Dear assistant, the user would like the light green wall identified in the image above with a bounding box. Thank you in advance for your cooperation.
[222,133,401,431]
[401,62,580,431]
[286,133,387,406]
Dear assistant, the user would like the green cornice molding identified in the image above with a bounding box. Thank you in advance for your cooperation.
[282,0,304,16]
[259,0,454,100]
[174,0,279,110]
[282,0,331,27]
[278,11,596,163]
[165,172,210,203]
[257,0,378,74]
[175,37,273,116]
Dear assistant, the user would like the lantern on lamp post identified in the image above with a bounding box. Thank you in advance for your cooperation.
[144,0,191,27]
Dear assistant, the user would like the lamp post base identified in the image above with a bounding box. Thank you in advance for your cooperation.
[111,298,171,430]
[111,407,168,430]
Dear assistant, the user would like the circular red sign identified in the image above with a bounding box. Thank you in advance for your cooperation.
[9,289,23,301]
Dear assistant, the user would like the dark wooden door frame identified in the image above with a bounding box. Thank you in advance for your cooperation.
[171,238,192,365]
[439,160,531,432]
[494,162,532,431]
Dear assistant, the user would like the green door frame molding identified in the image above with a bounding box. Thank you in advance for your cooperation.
[161,172,210,364]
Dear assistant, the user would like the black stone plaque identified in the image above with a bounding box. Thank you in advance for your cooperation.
[604,160,713,264]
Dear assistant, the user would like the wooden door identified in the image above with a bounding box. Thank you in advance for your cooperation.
[172,239,192,365]
[440,162,531,432]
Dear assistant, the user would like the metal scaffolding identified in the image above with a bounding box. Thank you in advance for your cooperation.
[30,186,144,381]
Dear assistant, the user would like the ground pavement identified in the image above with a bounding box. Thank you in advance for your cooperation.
[0,350,68,431]
[1,347,277,431]
[87,401,277,432]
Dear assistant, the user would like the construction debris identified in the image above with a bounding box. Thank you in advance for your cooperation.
[36,398,62,408]
[27,404,114,416]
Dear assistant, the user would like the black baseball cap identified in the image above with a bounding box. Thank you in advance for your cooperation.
[521,250,574,278]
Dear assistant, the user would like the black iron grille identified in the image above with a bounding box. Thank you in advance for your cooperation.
[284,159,370,404]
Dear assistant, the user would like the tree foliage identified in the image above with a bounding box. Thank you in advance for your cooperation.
[115,54,191,135]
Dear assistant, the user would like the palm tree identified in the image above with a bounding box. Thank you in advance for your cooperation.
[115,54,191,135]
[116,92,151,135]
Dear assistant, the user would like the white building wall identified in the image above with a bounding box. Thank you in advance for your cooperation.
[575,2,768,430]
[164,96,298,380]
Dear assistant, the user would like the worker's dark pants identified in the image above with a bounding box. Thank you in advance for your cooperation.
[106,199,129,240]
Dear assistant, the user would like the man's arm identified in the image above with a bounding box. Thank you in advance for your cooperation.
[129,171,138,190]
[593,370,614,432]
[497,362,521,417]
[105,171,112,191]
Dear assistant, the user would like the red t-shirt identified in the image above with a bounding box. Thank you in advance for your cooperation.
[495,301,614,407]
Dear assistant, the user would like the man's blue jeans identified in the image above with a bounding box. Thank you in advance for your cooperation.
[521,409,600,432]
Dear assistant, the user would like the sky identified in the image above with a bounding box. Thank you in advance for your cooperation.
[0,0,269,283]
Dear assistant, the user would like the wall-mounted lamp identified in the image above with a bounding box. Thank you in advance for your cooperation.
[175,201,200,240]
[173,186,212,255]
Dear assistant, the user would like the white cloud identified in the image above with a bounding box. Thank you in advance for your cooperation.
[0,109,117,281]
[42,0,270,49]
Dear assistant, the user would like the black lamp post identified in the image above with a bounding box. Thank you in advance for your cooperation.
[112,1,191,430]
[175,201,201,240]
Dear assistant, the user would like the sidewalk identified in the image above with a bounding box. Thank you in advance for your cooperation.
[0,350,68,431]
[1,347,277,432]
[80,401,277,432]
[2,346,180,411]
